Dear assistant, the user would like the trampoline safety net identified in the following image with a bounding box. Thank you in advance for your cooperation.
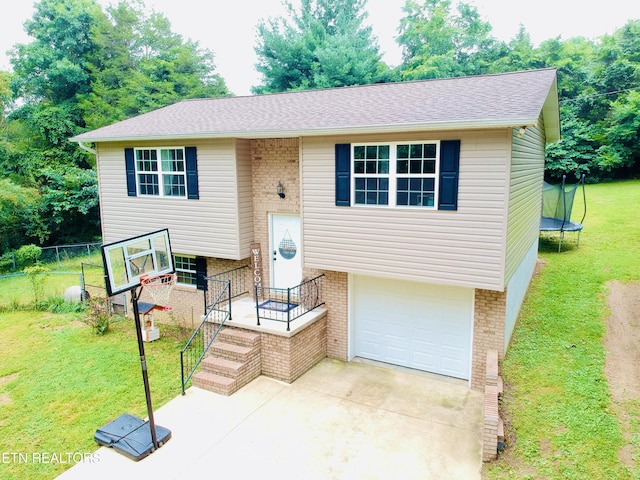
[540,174,586,251]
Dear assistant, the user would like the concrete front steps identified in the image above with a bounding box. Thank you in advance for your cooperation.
[192,327,261,396]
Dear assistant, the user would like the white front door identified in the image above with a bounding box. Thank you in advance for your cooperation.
[270,214,302,288]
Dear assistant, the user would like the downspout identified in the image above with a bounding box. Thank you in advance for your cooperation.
[78,141,96,155]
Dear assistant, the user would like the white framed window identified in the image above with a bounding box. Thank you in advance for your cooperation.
[174,254,197,286]
[135,147,186,197]
[352,141,440,208]
[353,145,390,205]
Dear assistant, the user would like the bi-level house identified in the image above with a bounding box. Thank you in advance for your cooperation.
[71,68,560,392]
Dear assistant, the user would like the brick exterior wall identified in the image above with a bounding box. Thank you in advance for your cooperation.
[471,289,507,390]
[251,138,301,289]
[260,317,327,383]
[483,385,500,461]
[318,270,348,360]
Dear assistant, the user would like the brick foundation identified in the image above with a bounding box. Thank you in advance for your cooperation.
[472,289,507,390]
[482,349,504,462]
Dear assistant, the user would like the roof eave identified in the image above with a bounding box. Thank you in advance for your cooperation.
[69,118,542,144]
[541,76,561,142]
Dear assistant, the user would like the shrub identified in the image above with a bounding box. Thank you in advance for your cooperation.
[0,251,16,273]
[22,264,49,302]
[15,244,42,267]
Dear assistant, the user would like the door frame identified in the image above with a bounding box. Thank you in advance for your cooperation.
[269,213,302,289]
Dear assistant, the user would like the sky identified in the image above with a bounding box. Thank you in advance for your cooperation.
[1,0,640,96]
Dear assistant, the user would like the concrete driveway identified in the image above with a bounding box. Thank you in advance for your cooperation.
[58,359,483,480]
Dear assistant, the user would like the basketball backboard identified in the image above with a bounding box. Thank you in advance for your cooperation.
[102,229,174,297]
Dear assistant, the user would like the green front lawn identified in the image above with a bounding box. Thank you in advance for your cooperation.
[485,180,640,479]
[0,310,185,480]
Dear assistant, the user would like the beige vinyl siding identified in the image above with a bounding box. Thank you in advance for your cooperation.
[505,117,546,283]
[96,139,251,260]
[301,130,511,291]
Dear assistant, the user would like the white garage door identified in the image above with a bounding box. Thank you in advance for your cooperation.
[352,275,473,380]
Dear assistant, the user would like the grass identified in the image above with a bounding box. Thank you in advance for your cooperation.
[0,310,187,480]
[0,256,105,308]
[484,179,640,480]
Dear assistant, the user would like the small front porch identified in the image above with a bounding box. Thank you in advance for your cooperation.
[180,268,329,396]
[220,296,327,337]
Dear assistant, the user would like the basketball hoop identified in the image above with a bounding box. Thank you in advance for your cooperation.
[140,273,176,309]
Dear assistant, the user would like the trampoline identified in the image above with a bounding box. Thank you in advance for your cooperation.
[540,174,586,252]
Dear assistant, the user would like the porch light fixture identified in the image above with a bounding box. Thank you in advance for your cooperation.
[277,181,285,199]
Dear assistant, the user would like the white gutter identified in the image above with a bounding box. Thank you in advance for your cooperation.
[69,118,541,144]
[77,141,97,155]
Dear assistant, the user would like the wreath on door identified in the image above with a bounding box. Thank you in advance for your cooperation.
[278,230,297,260]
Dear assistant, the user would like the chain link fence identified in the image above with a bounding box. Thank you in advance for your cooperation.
[41,243,102,266]
[0,242,111,308]
[0,242,102,274]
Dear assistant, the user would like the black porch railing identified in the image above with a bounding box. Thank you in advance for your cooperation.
[255,274,325,331]
[180,279,231,395]
[204,265,249,314]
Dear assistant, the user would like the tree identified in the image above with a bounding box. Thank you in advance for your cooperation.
[0,71,12,141]
[35,166,100,244]
[537,36,595,99]
[0,179,40,254]
[254,0,392,93]
[396,0,501,80]
[78,1,229,130]
[544,21,640,181]
[3,0,231,248]
[8,0,106,177]
[544,110,599,181]
[487,26,543,73]
[598,90,640,178]
[10,0,105,104]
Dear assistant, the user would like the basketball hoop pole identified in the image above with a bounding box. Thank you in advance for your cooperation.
[130,285,159,450]
[96,229,173,460]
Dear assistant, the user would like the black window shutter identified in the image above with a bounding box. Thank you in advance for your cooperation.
[185,146,199,200]
[195,256,207,290]
[438,140,461,211]
[125,148,136,196]
[335,143,351,206]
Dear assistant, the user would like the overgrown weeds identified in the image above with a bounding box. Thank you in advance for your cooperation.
[83,297,112,335]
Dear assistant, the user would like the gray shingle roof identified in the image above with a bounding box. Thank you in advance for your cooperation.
[70,68,559,143]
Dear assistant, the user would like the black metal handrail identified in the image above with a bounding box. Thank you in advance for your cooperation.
[204,265,249,314]
[180,279,231,395]
[255,274,325,331]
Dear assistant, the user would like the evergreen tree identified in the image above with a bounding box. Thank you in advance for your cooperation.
[254,0,392,93]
